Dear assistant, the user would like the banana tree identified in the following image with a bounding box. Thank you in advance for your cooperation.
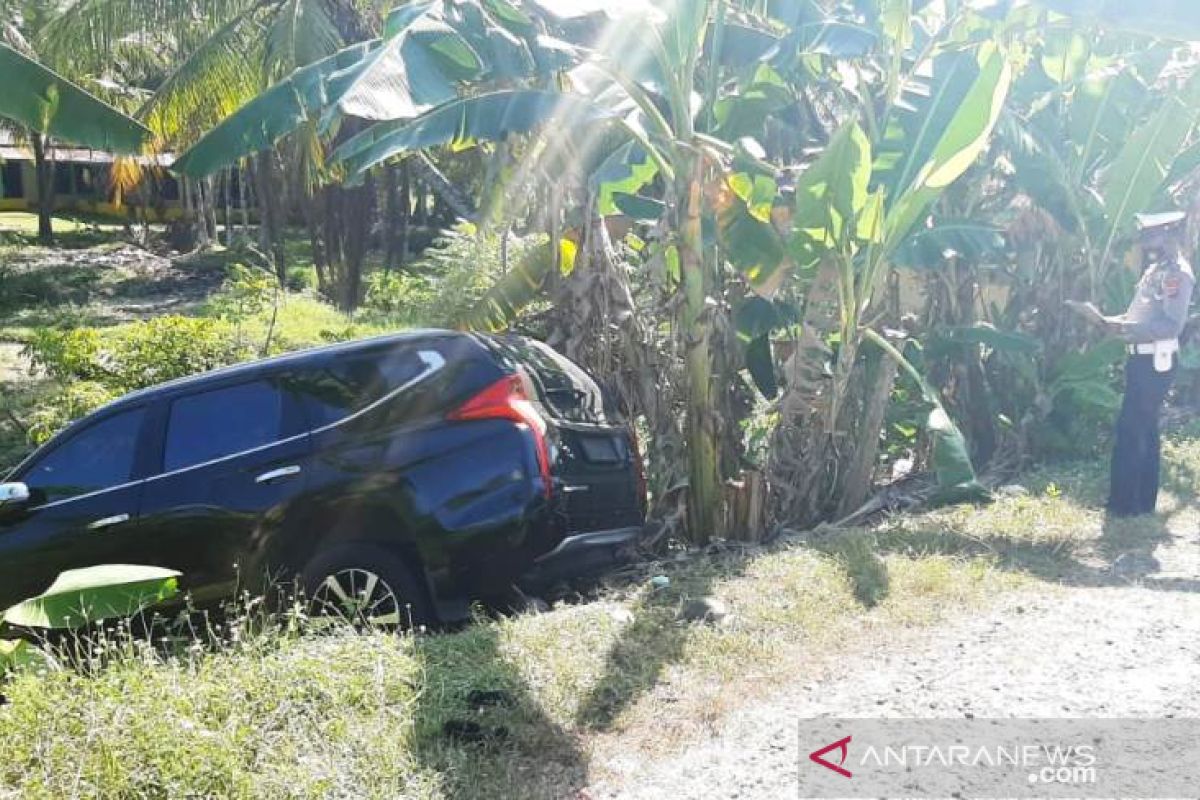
[765,4,1014,523]
[0,41,151,242]
[1004,29,1200,303]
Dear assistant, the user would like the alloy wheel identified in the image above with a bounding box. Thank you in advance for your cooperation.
[310,568,405,627]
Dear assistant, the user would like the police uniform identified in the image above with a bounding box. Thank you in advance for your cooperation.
[1108,213,1195,517]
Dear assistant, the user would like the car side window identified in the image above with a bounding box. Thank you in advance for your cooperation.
[288,348,431,429]
[22,407,146,504]
[163,381,284,472]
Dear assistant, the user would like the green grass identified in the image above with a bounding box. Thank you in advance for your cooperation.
[0,534,1026,799]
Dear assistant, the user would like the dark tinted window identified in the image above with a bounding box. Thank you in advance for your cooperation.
[1,161,22,199]
[493,337,608,423]
[164,381,283,472]
[289,347,432,429]
[23,408,145,503]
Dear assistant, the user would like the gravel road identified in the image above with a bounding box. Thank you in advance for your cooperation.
[588,529,1200,799]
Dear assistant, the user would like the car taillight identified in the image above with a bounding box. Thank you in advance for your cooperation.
[448,372,553,499]
[628,428,648,515]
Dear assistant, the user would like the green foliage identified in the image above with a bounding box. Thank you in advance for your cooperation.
[865,330,988,503]
[25,381,116,446]
[285,265,319,293]
[3,565,180,631]
[363,270,436,317]
[406,225,549,330]
[173,1,586,178]
[208,263,277,324]
[0,43,150,152]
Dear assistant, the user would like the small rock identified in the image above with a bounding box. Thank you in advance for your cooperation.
[677,596,728,624]
[649,575,671,590]
[997,485,1029,497]
[608,607,635,625]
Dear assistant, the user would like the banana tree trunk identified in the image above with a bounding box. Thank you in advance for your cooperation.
[679,164,722,543]
[836,346,899,517]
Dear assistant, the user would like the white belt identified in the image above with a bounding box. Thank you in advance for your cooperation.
[1128,339,1179,355]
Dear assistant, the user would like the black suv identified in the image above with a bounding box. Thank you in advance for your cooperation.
[0,332,646,625]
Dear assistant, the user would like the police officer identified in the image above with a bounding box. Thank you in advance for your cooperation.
[1071,211,1195,517]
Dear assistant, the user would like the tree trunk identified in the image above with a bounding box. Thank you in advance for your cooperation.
[340,181,373,311]
[384,165,400,270]
[679,162,722,543]
[202,176,219,246]
[30,132,54,245]
[255,151,287,280]
[399,161,411,264]
[409,152,476,222]
[836,346,900,517]
[239,165,251,239]
[222,168,234,246]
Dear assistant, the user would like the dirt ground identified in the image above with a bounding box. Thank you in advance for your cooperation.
[585,510,1200,799]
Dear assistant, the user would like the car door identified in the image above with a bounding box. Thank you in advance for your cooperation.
[0,405,150,609]
[135,377,311,604]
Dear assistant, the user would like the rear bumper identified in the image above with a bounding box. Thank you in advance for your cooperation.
[522,526,642,586]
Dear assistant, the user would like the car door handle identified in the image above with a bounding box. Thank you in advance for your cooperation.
[255,465,302,484]
[88,513,130,531]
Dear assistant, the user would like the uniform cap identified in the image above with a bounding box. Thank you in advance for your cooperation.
[1135,211,1187,231]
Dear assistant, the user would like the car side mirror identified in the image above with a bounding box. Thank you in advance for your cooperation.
[0,482,30,515]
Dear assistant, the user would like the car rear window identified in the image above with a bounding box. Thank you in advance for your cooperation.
[491,337,610,424]
[288,346,433,429]
[164,381,284,472]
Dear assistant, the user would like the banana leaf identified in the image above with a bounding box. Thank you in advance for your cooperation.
[1097,70,1200,268]
[892,219,1007,269]
[0,44,150,153]
[174,2,584,179]
[462,240,556,330]
[591,141,659,216]
[3,565,180,630]
[333,1,482,122]
[864,329,988,504]
[883,44,1012,252]
[335,90,619,176]
[0,638,51,676]
[790,120,872,262]
[171,42,374,178]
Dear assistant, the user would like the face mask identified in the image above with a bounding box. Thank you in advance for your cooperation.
[1143,246,1168,266]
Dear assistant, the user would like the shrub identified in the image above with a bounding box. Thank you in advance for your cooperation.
[208,263,277,325]
[26,316,248,394]
[362,269,434,317]
[398,224,547,329]
[285,265,318,293]
[25,381,116,445]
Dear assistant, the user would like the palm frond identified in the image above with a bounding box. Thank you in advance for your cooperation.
[265,0,344,78]
[137,5,271,147]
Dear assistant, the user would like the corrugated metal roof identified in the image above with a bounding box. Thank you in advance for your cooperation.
[0,131,175,166]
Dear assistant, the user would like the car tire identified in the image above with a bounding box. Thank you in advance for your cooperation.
[301,543,433,629]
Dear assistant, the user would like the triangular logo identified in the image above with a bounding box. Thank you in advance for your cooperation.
[809,735,853,778]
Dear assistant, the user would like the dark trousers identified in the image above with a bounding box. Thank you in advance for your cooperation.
[1108,354,1175,517]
